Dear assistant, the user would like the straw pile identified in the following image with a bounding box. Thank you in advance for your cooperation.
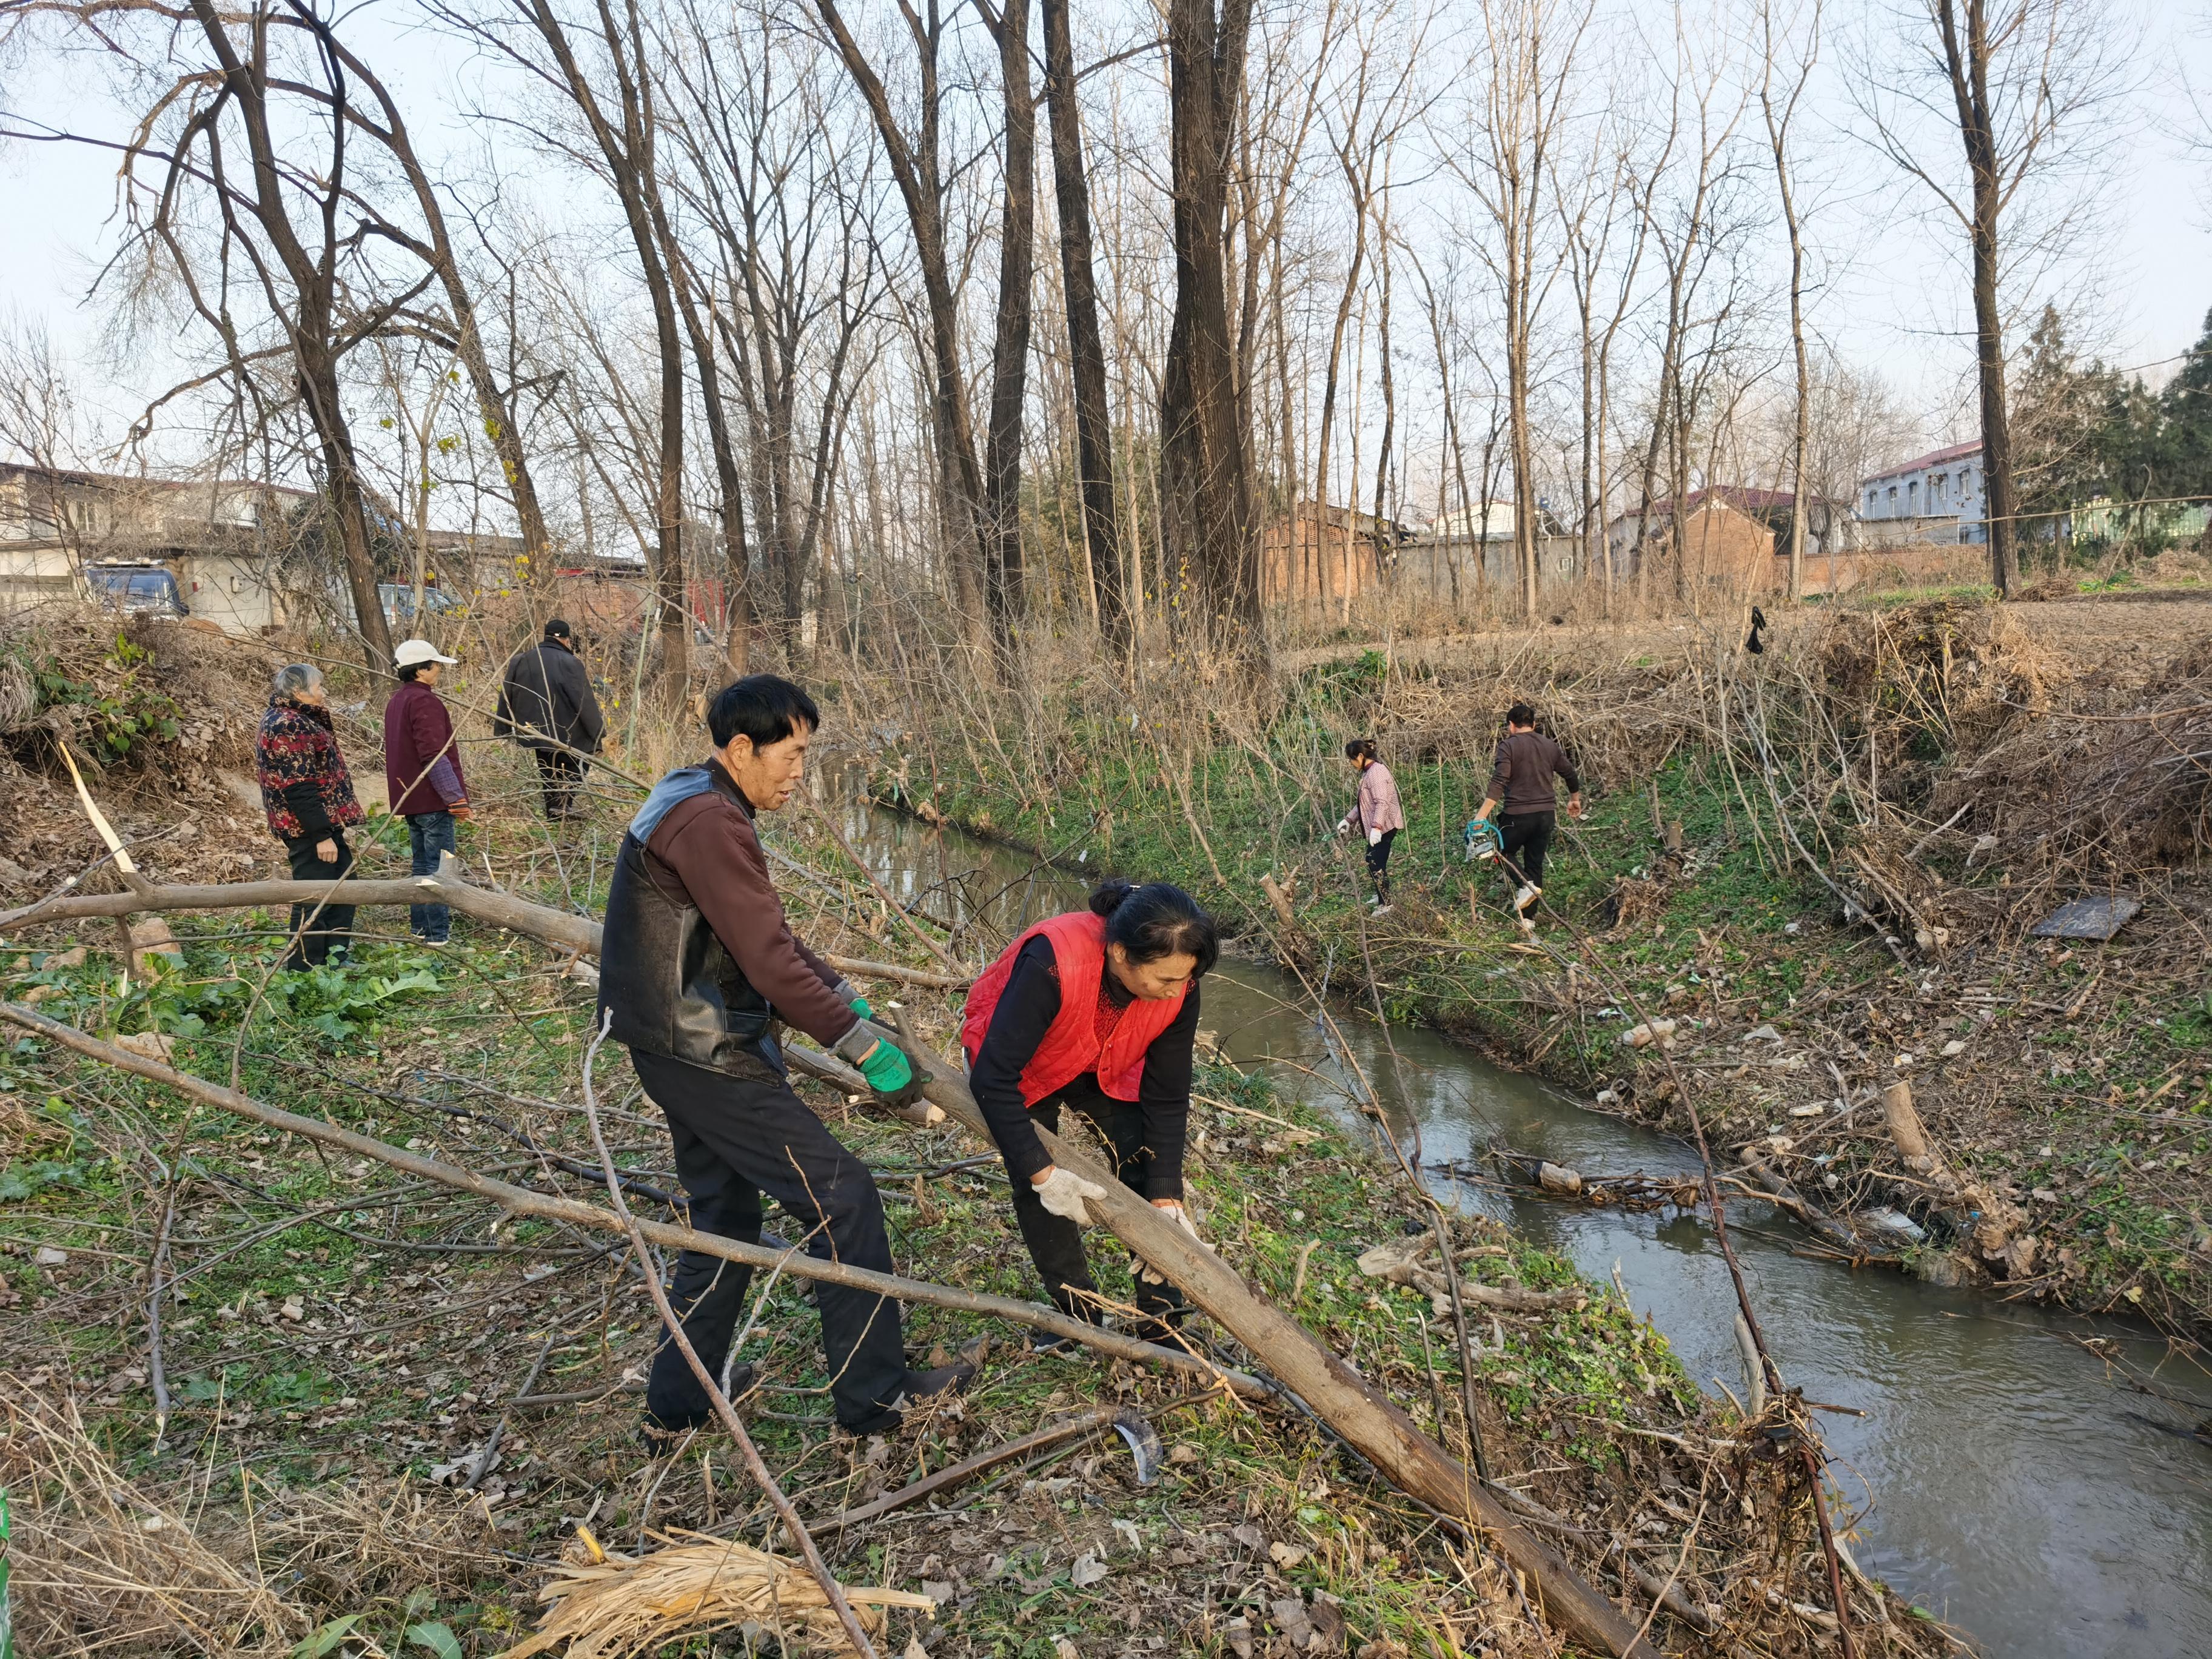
[0,1380,303,1656]
[499,1530,937,1659]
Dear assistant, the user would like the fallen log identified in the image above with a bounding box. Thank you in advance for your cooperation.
[0,1000,1264,1398]
[0,856,965,988]
[866,1017,1656,1659]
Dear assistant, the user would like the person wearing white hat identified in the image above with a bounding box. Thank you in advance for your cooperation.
[383,640,471,944]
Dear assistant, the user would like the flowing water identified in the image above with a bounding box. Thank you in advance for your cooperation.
[828,796,2212,1658]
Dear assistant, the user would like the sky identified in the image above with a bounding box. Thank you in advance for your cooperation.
[4,0,2210,477]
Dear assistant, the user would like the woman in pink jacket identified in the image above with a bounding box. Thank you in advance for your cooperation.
[1336,739,1406,911]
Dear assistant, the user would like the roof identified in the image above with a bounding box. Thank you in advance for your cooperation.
[0,461,319,503]
[1614,486,1838,521]
[1860,440,1980,488]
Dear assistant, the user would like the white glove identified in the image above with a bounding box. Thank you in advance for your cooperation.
[1335,815,1353,837]
[1366,825,1382,846]
[1031,1165,1110,1225]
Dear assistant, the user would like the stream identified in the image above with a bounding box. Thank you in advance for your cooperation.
[826,793,2212,1658]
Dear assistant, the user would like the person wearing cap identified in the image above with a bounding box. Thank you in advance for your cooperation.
[494,618,605,821]
[384,640,472,945]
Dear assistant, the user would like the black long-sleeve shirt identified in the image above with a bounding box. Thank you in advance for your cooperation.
[970,935,1200,1199]
[280,782,334,839]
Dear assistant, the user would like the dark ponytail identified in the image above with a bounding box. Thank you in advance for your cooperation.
[1087,880,1219,976]
[1344,737,1377,762]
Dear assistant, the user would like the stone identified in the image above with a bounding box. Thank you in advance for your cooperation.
[2029,895,2141,941]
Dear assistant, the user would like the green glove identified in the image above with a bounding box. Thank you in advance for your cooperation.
[850,993,874,1021]
[858,1038,925,1110]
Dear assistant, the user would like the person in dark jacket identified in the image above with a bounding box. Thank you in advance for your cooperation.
[1471,702,1583,931]
[383,639,472,944]
[960,882,1218,1346]
[599,673,972,1442]
[255,663,364,970]
[494,618,605,820]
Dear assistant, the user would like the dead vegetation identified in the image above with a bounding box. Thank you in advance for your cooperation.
[1,1382,304,1655]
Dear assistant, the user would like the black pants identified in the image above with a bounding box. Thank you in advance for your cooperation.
[534,748,586,819]
[1364,828,1398,903]
[1496,810,1555,890]
[280,830,354,968]
[1011,1077,1187,1338]
[630,1047,908,1433]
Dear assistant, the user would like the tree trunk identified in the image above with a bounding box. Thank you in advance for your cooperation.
[1160,0,1261,674]
[647,203,750,678]
[1936,0,2019,595]
[305,352,398,669]
[1758,1,1817,604]
[525,0,689,698]
[983,0,1036,672]
[1040,0,1130,654]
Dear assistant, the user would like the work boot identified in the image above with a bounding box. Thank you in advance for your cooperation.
[1512,883,1541,914]
[837,1359,977,1438]
[640,1360,757,1446]
[1028,1327,1094,1359]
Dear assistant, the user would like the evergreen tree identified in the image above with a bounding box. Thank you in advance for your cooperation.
[2156,307,2212,500]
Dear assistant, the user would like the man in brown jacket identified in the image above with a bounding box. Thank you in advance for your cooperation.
[1473,702,1583,930]
[598,674,970,1442]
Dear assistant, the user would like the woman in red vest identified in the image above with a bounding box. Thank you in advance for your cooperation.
[962,879,1219,1344]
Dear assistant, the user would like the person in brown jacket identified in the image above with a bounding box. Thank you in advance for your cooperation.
[1472,703,1583,930]
[598,674,971,1442]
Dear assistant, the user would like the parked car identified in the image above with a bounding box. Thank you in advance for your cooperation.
[86,565,188,618]
[378,583,463,627]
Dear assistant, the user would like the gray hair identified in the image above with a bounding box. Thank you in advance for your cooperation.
[272,662,324,699]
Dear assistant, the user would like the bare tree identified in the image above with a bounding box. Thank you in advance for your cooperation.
[435,0,699,693]
[1310,0,1422,620]
[1860,0,2128,595]
[1626,12,1754,607]
[1552,95,1649,611]
[657,0,880,670]
[1039,0,1129,651]
[142,0,411,668]
[1447,0,1592,618]
[1756,0,1818,602]
[976,0,1037,660]
[811,0,1005,668]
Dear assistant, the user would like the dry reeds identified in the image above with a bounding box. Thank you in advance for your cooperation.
[0,1381,302,1657]
[498,1530,936,1659]
[260,1476,505,1609]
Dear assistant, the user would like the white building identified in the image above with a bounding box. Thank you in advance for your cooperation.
[1423,500,1517,542]
[1858,440,1985,545]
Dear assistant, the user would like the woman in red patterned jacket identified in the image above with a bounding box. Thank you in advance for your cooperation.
[256,663,365,970]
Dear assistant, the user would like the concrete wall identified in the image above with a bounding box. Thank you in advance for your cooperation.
[0,545,81,613]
